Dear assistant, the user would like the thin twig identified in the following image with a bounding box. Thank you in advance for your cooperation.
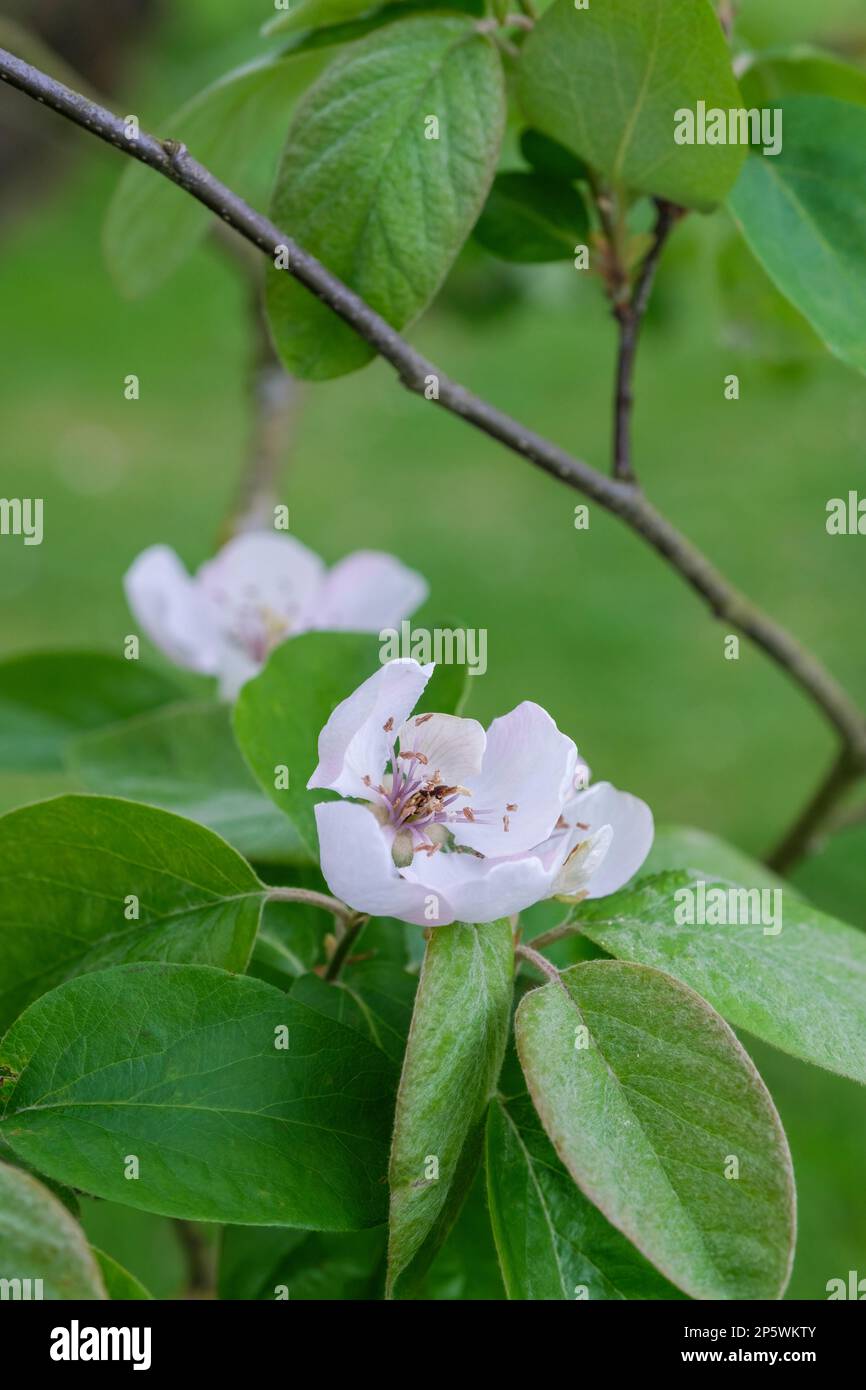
[2,47,865,871]
[324,914,368,981]
[612,199,680,484]
[211,226,304,540]
[529,920,584,951]
[515,942,562,985]
[174,1219,213,1299]
[266,885,357,929]
[767,749,862,875]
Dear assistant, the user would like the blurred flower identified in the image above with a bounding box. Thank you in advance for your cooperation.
[124,533,427,699]
[309,659,653,926]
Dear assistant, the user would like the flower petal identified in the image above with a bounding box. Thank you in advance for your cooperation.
[308,658,434,799]
[396,712,486,788]
[316,800,450,926]
[197,532,326,638]
[310,550,427,632]
[560,781,654,898]
[403,843,555,924]
[124,545,220,674]
[453,702,577,857]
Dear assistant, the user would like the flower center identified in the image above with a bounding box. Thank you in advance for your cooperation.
[210,583,298,663]
[364,714,519,867]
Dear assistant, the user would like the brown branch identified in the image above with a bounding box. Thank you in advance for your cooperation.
[611,198,681,483]
[211,226,304,541]
[2,46,865,873]
[174,1219,214,1299]
[767,749,863,875]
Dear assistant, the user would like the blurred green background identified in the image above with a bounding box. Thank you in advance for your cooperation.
[0,0,864,1299]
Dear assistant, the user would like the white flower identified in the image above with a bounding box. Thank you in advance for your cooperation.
[124,533,427,699]
[308,659,653,926]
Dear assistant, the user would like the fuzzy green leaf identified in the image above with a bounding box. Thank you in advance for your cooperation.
[515,960,796,1300]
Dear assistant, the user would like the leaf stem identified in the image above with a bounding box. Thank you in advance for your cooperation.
[528,920,584,951]
[515,942,562,985]
[266,886,357,929]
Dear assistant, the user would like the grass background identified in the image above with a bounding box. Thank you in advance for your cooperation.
[0,0,864,1298]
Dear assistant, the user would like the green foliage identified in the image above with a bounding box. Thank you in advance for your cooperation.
[515,961,796,1300]
[387,920,513,1297]
[0,795,265,1031]
[0,652,181,773]
[486,1092,683,1299]
[739,45,866,109]
[0,963,398,1229]
[70,701,308,865]
[573,869,866,1085]
[473,171,588,263]
[219,1225,385,1299]
[93,1248,154,1300]
[518,0,746,211]
[266,15,506,377]
[729,96,866,374]
[0,1161,106,1300]
[104,54,322,297]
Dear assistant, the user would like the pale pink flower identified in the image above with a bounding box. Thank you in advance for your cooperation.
[124,533,427,699]
[308,659,653,926]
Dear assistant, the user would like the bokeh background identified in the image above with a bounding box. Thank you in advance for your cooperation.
[0,0,864,1298]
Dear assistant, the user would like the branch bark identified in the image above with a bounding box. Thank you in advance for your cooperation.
[3,45,865,870]
[612,199,681,483]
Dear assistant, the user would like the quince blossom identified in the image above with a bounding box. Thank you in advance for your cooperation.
[124,533,427,699]
[308,659,653,926]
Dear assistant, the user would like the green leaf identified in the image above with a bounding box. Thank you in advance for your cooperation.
[234,631,467,859]
[515,960,796,1300]
[473,171,588,263]
[92,1248,153,1300]
[414,1169,504,1299]
[486,1092,683,1300]
[266,15,506,378]
[291,959,417,1067]
[0,794,265,1033]
[728,96,866,374]
[218,1226,385,1299]
[0,1134,81,1217]
[0,963,398,1229]
[69,701,309,866]
[573,869,866,1086]
[0,652,181,773]
[104,54,321,298]
[234,632,383,857]
[264,0,391,37]
[518,0,746,211]
[642,825,788,890]
[387,920,513,1298]
[520,127,588,182]
[739,45,866,110]
[716,226,822,365]
[0,1161,106,1300]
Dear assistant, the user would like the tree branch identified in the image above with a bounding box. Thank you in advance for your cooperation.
[211,226,304,541]
[3,45,866,871]
[767,749,863,875]
[611,198,681,483]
